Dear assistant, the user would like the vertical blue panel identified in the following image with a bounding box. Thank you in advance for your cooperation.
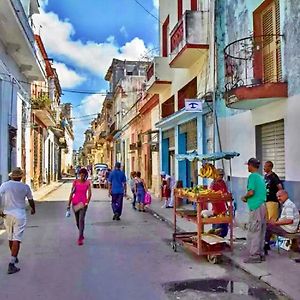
[178,132,187,186]
[162,138,169,175]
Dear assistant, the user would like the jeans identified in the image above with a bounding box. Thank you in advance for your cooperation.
[131,189,136,207]
[75,206,87,238]
[112,194,124,216]
[265,224,290,244]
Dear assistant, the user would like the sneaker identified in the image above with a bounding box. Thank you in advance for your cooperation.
[132,206,137,210]
[7,263,20,275]
[243,256,262,264]
[260,255,266,262]
[116,215,121,221]
[112,214,117,220]
[77,238,84,246]
[166,206,174,209]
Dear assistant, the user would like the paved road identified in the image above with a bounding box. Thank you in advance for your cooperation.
[0,183,287,300]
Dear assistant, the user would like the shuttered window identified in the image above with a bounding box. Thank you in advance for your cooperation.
[261,0,282,83]
[260,120,285,178]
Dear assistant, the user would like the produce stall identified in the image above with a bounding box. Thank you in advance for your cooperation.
[172,151,239,264]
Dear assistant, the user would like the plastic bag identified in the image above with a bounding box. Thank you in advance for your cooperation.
[144,192,152,205]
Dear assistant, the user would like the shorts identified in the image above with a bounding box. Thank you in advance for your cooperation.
[4,214,26,242]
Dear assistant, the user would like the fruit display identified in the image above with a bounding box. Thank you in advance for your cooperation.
[199,163,218,179]
[177,185,206,197]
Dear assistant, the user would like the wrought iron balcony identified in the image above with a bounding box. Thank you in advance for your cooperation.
[169,10,209,68]
[146,57,171,93]
[224,34,287,109]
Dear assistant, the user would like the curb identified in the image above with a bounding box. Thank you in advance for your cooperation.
[35,180,66,201]
[146,204,291,299]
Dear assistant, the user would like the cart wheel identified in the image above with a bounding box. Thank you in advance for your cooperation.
[207,255,220,264]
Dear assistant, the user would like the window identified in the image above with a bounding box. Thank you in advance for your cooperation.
[256,119,285,177]
[191,0,198,11]
[177,0,183,20]
[162,16,169,57]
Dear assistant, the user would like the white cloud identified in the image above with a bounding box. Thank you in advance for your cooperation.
[153,0,159,9]
[72,92,106,149]
[53,62,86,88]
[33,11,151,76]
[120,25,129,38]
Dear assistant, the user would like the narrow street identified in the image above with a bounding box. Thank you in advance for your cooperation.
[0,182,287,300]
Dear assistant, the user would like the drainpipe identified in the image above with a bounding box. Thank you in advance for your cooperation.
[212,0,217,155]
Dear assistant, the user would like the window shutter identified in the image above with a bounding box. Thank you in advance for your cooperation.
[261,120,285,178]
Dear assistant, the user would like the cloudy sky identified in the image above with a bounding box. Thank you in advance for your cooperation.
[34,0,159,149]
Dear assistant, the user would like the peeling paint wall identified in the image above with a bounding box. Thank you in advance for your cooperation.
[284,1,300,96]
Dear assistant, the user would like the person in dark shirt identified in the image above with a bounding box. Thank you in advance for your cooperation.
[264,161,283,221]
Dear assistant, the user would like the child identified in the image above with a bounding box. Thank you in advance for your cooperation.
[129,171,137,209]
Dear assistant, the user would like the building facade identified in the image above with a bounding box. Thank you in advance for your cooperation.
[0,0,45,184]
[215,0,300,219]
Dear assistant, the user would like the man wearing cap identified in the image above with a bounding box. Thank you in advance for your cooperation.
[0,168,35,274]
[241,158,267,263]
[108,162,127,220]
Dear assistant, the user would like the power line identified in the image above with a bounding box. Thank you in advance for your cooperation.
[133,0,162,24]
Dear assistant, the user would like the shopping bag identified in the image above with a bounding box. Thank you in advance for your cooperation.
[144,192,152,205]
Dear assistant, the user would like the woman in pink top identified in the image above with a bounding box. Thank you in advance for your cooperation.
[67,168,92,245]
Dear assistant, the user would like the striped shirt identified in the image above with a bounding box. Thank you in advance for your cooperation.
[280,199,300,233]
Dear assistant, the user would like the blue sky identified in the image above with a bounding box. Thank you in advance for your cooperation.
[34,0,159,149]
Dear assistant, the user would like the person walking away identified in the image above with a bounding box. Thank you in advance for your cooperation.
[242,158,267,263]
[129,171,137,210]
[135,171,147,212]
[264,161,283,221]
[67,168,91,246]
[160,172,175,208]
[208,169,229,237]
[108,162,127,221]
[0,168,35,274]
[265,190,299,255]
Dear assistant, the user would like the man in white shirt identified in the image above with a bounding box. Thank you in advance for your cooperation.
[265,190,300,255]
[0,168,35,274]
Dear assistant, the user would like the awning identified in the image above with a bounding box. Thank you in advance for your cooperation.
[176,151,240,162]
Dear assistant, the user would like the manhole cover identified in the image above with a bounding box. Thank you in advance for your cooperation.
[164,279,284,300]
[27,225,39,228]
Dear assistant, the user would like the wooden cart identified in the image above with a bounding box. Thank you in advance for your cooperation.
[172,190,234,264]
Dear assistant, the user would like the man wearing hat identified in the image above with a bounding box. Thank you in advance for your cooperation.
[108,162,127,220]
[0,168,35,274]
[241,158,267,263]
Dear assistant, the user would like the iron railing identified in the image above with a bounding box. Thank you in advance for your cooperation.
[224,34,284,92]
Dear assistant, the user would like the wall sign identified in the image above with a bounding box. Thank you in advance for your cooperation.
[185,99,203,112]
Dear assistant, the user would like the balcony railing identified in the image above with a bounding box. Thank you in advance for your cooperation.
[169,10,209,68]
[224,34,287,109]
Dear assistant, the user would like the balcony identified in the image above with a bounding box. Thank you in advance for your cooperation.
[224,35,288,110]
[146,57,171,93]
[169,10,209,68]
[0,0,44,81]
[32,96,56,127]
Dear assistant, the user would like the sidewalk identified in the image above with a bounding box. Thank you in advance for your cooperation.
[147,196,300,300]
[33,180,65,201]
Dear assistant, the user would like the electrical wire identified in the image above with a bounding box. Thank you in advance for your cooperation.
[132,0,162,24]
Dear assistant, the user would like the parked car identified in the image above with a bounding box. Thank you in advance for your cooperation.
[92,163,108,188]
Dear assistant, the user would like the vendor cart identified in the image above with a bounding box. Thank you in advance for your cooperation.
[171,151,239,264]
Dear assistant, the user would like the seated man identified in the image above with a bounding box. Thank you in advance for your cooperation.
[265,190,300,254]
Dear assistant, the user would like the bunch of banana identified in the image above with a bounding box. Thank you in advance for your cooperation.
[199,163,218,179]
